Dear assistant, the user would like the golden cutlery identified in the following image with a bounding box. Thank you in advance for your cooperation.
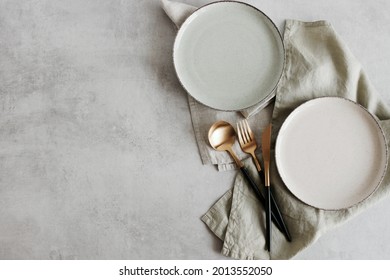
[208,120,286,236]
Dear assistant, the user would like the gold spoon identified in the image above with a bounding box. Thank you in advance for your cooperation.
[208,120,286,240]
[208,121,243,168]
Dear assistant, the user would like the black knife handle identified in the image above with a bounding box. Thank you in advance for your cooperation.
[240,167,285,235]
[265,187,271,251]
[258,170,292,242]
[270,189,291,242]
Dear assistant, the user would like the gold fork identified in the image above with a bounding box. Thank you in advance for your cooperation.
[236,119,262,172]
[236,119,292,243]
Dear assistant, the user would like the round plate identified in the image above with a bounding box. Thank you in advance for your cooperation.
[173,1,284,111]
[275,97,388,210]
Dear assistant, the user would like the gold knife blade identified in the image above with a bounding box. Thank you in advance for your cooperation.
[261,124,272,187]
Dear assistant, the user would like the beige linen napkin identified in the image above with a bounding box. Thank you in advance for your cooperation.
[162,0,274,171]
[202,20,390,259]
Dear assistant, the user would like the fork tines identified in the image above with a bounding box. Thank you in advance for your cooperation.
[237,119,252,144]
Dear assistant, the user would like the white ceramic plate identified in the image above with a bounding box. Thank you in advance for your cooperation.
[275,97,388,210]
[173,1,284,111]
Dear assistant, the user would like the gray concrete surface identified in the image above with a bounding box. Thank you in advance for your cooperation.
[0,0,390,259]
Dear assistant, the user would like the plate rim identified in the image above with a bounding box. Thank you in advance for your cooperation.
[172,0,285,111]
[274,96,388,210]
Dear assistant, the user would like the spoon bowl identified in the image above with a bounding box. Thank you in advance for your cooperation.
[208,120,243,168]
[208,121,236,151]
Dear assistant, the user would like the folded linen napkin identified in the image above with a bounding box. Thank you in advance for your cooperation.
[162,0,274,171]
[162,0,390,259]
[202,20,390,259]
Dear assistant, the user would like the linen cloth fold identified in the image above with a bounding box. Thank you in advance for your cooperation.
[162,0,390,259]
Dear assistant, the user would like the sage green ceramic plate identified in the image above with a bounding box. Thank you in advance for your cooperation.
[173,1,284,111]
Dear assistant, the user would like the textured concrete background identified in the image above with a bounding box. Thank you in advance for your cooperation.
[0,0,390,259]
